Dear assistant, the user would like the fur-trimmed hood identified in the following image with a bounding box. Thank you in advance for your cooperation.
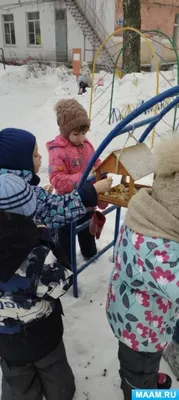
[125,133,179,238]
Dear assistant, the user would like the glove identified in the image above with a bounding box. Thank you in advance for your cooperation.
[98,201,108,210]
[89,211,106,240]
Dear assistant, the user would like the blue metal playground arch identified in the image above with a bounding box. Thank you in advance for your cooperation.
[71,86,179,298]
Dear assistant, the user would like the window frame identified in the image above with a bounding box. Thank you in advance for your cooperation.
[173,14,179,47]
[26,11,41,47]
[2,14,16,46]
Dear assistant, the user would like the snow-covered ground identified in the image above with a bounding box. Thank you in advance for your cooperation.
[0,63,179,399]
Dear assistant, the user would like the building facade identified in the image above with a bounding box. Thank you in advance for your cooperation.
[0,0,115,64]
[0,0,178,66]
[115,0,179,46]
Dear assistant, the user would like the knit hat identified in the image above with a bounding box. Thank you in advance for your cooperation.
[0,174,36,216]
[0,128,36,172]
[54,99,90,137]
[82,61,88,68]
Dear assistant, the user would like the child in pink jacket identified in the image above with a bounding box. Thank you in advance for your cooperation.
[46,99,101,263]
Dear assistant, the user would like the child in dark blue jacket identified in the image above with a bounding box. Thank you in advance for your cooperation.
[0,173,74,400]
[0,128,111,231]
[0,128,112,400]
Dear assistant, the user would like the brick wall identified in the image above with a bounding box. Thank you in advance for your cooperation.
[115,0,179,37]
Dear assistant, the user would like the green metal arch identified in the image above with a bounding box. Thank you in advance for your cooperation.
[109,29,179,130]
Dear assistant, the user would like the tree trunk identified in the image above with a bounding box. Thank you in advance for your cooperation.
[122,0,141,74]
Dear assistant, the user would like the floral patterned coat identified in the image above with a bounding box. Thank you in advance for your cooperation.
[106,225,179,353]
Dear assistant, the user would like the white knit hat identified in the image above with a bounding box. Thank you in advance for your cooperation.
[154,134,179,176]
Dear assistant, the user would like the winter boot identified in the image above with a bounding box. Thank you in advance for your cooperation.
[157,373,172,389]
[163,340,179,380]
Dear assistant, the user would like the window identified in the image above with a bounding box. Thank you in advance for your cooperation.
[3,14,16,45]
[56,10,65,20]
[27,12,41,45]
[173,14,179,47]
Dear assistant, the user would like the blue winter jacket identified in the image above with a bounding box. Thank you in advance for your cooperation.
[106,225,179,353]
[0,168,97,229]
[0,210,73,363]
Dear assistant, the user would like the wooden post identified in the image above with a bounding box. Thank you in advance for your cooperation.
[96,170,101,182]
[128,178,134,199]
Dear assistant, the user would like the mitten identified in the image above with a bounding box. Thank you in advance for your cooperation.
[89,211,106,239]
[98,200,108,210]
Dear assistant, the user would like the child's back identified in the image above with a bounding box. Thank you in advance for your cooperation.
[0,212,71,362]
[0,174,75,400]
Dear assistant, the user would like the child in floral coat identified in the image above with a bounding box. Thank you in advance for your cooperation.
[106,136,179,399]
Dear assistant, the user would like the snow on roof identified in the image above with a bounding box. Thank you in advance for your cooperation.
[113,143,154,181]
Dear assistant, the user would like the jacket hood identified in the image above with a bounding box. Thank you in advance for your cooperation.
[0,210,68,282]
[46,135,64,151]
[0,168,40,186]
[46,135,91,152]
[0,211,39,282]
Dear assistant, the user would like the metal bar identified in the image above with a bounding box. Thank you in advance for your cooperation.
[80,85,179,190]
[113,115,160,136]
[77,241,115,274]
[139,95,179,142]
[114,207,121,245]
[73,87,179,297]
[71,222,78,298]
[112,207,121,263]
[74,0,115,57]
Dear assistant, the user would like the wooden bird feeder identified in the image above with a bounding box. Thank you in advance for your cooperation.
[95,143,154,207]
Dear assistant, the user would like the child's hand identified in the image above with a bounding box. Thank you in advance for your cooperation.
[43,184,53,193]
[89,171,95,178]
[94,178,113,194]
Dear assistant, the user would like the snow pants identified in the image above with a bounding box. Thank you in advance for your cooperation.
[58,211,97,264]
[118,341,162,400]
[78,82,88,94]
[1,340,75,400]
[173,319,179,345]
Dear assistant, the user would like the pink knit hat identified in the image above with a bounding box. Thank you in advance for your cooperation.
[54,99,90,137]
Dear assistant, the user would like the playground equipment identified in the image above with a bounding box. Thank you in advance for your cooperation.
[107,96,173,126]
[70,86,179,298]
[89,28,179,147]
[89,27,160,149]
[109,29,179,133]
